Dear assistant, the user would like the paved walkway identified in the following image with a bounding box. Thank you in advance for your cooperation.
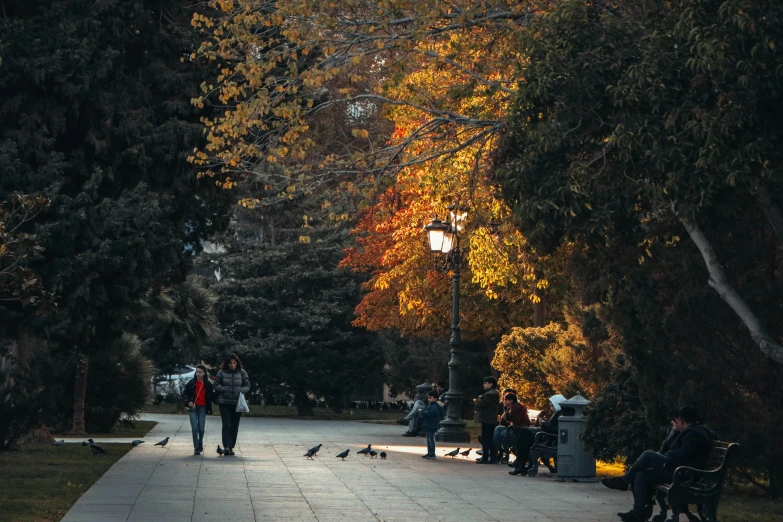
[62,414,631,522]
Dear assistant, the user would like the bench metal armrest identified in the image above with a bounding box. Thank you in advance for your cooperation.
[532,431,557,447]
[671,465,722,493]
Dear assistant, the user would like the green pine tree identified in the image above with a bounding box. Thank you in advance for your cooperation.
[0,0,230,434]
[197,197,384,415]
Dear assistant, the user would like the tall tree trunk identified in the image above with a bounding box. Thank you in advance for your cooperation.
[533,293,546,327]
[675,206,783,364]
[70,352,90,435]
[752,178,783,245]
[533,269,547,327]
[770,468,783,498]
[294,389,313,416]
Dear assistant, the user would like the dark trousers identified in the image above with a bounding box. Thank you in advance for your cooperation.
[623,450,675,510]
[480,423,497,462]
[513,428,536,472]
[219,404,242,449]
[425,428,437,457]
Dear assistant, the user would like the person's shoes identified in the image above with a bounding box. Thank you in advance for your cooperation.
[616,507,651,522]
[424,455,437,460]
[225,448,235,456]
[194,449,200,455]
[475,458,488,464]
[601,476,629,492]
[476,450,483,455]
[486,460,499,465]
[421,454,429,458]
[509,468,528,476]
[401,431,417,437]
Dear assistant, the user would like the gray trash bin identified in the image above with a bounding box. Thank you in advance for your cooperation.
[556,393,597,482]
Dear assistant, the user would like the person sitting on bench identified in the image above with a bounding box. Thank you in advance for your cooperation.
[509,393,564,475]
[494,393,530,463]
[601,406,714,522]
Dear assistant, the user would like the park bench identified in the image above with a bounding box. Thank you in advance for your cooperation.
[653,441,740,522]
[526,429,558,477]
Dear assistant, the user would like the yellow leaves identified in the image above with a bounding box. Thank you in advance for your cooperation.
[299,235,311,244]
[665,235,681,248]
[239,198,260,209]
[217,0,233,12]
[351,129,370,138]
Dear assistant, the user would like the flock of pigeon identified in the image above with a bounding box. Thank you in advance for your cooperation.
[51,436,170,455]
[53,437,470,460]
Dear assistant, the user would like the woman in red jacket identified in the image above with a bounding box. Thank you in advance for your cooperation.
[183,365,213,456]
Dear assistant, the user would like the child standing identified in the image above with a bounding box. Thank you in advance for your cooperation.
[420,390,444,460]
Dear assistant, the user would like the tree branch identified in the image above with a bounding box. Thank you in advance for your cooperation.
[674,203,783,364]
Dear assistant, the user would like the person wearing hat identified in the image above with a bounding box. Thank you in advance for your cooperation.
[601,406,714,522]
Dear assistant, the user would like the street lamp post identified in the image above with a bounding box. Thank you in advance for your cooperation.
[424,212,471,443]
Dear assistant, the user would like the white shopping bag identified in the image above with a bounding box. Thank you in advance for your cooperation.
[236,392,250,413]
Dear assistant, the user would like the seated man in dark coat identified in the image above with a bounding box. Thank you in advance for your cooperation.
[601,406,714,522]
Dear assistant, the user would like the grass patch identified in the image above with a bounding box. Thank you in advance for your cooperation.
[53,420,157,439]
[719,495,783,522]
[0,442,132,522]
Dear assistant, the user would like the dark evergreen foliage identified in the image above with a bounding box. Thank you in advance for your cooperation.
[197,198,384,415]
[494,0,783,495]
[0,0,230,434]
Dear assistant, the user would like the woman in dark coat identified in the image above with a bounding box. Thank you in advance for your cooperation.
[474,376,500,464]
[183,365,213,455]
[212,353,250,456]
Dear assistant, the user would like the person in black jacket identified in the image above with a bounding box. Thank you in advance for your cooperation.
[474,376,500,464]
[182,365,213,455]
[601,406,714,522]
[213,353,251,456]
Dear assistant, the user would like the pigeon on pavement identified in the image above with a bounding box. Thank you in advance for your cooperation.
[52,439,64,446]
[445,448,460,458]
[131,440,145,447]
[217,445,225,456]
[336,449,350,460]
[368,450,378,458]
[307,444,323,455]
[357,444,372,456]
[380,452,387,460]
[88,439,106,455]
[154,437,169,447]
[460,449,472,458]
[304,449,317,459]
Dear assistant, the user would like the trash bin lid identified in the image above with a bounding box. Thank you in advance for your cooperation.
[561,394,590,407]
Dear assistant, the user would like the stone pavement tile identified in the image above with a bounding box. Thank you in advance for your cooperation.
[255,516,318,522]
[312,510,379,522]
[63,415,631,522]
[59,504,133,516]
[193,500,254,517]
[127,504,193,522]
[61,515,132,522]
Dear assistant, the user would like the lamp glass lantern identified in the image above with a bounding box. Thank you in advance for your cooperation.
[425,218,451,253]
